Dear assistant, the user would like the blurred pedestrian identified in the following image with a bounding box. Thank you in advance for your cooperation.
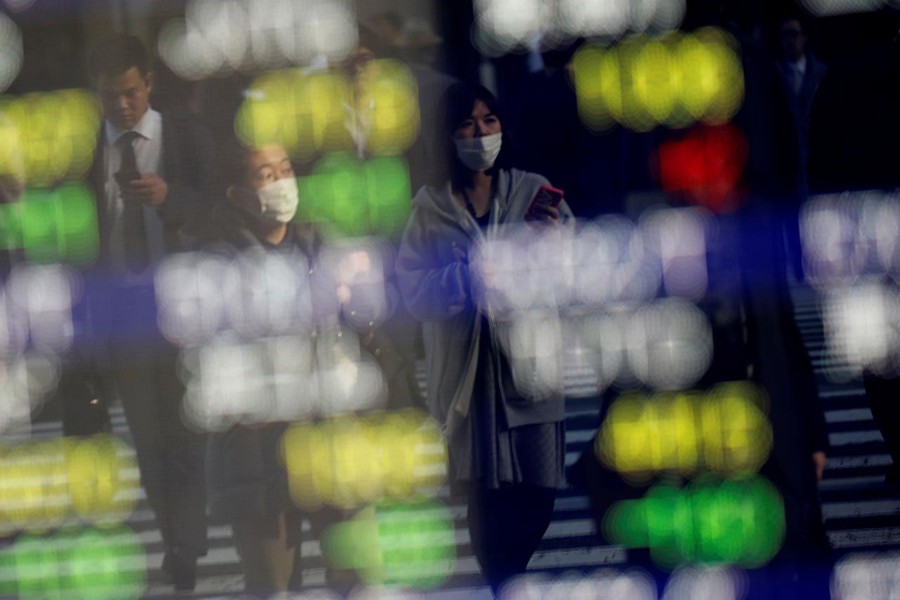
[396,82,574,594]
[86,33,211,592]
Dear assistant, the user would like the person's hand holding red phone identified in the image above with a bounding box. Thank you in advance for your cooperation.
[525,184,564,226]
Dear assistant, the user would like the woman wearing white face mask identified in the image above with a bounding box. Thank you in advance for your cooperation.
[396,83,575,594]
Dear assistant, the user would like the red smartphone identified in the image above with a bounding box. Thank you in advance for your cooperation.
[526,184,564,217]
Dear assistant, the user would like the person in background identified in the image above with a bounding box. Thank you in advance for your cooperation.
[774,16,827,280]
[206,138,414,596]
[775,16,827,173]
[396,82,574,594]
[511,38,630,219]
[809,27,900,487]
[86,33,210,592]
[368,10,405,50]
[334,25,449,411]
[204,141,311,596]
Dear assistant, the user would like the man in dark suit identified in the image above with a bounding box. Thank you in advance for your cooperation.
[775,17,827,183]
[774,18,828,280]
[86,34,209,591]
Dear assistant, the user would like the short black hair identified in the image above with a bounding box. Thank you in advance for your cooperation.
[438,81,515,192]
[202,135,259,243]
[357,23,392,58]
[210,134,257,198]
[87,34,151,84]
[373,10,403,32]
[778,15,808,32]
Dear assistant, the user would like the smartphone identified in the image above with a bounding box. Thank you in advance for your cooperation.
[114,169,140,187]
[526,184,564,216]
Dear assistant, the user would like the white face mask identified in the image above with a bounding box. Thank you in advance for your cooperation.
[256,177,299,223]
[454,133,502,172]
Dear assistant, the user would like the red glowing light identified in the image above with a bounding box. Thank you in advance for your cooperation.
[658,124,748,213]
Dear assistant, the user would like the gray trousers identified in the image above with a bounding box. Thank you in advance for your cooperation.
[111,343,208,559]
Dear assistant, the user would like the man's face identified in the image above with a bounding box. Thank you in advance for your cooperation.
[96,66,152,130]
[342,45,376,79]
[780,20,806,62]
[246,144,295,191]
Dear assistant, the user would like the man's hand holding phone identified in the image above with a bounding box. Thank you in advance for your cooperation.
[117,170,169,207]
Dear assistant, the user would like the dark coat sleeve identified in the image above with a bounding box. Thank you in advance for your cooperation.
[87,114,216,262]
[158,113,216,248]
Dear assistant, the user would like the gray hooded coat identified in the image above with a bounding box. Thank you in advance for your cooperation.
[396,169,575,481]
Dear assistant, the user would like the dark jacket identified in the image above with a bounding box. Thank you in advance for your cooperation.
[206,206,419,518]
[396,169,575,480]
[574,203,830,559]
[776,53,828,144]
[88,111,214,267]
[205,210,323,520]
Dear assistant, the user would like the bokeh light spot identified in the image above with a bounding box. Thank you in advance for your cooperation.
[800,0,885,16]
[597,382,772,481]
[236,61,419,163]
[158,0,358,79]
[0,13,23,94]
[323,502,456,589]
[0,90,100,188]
[662,566,748,600]
[831,552,900,600]
[0,526,146,599]
[822,283,900,380]
[572,29,743,132]
[297,153,412,238]
[658,124,748,213]
[499,570,657,600]
[0,436,139,535]
[603,475,785,568]
[6,185,100,265]
[474,0,684,55]
[282,410,447,510]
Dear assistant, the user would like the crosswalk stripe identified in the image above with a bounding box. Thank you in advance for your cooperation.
[822,499,900,519]
[828,527,900,549]
[8,279,900,598]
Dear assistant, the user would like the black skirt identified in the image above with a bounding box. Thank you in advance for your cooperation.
[470,319,566,490]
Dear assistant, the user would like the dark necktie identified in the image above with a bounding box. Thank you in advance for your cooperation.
[117,132,148,273]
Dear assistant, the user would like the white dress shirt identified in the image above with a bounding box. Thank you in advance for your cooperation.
[103,108,167,275]
[790,56,807,93]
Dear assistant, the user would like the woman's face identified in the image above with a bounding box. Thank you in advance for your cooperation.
[246,144,295,190]
[452,100,501,140]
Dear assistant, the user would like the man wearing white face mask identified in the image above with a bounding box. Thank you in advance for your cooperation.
[223,143,303,246]
[212,140,384,596]
[396,83,575,593]
[207,141,311,596]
